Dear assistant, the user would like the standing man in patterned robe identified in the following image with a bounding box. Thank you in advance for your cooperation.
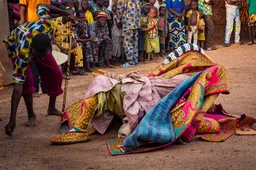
[117,0,141,67]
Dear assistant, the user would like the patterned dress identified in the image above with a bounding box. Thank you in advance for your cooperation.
[53,17,83,68]
[117,0,141,65]
[166,0,186,49]
[3,6,53,84]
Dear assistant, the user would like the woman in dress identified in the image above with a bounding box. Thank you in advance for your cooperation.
[166,0,186,50]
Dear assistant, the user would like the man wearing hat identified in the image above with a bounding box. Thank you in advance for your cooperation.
[89,12,112,67]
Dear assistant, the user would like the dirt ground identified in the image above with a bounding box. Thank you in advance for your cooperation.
[0,44,256,170]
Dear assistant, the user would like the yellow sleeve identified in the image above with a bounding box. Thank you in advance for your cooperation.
[19,0,28,6]
[86,11,94,25]
[186,10,191,19]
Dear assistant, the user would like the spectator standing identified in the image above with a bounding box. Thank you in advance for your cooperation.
[198,0,215,50]
[117,0,141,67]
[247,0,256,45]
[187,0,199,45]
[198,11,206,49]
[158,4,168,56]
[166,0,186,50]
[224,0,243,47]
[111,4,122,64]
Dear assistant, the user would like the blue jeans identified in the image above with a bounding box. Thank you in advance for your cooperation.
[224,7,241,44]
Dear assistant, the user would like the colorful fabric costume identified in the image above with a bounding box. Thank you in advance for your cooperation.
[50,44,256,156]
[3,5,63,96]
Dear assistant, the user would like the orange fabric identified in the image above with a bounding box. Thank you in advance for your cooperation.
[19,0,50,22]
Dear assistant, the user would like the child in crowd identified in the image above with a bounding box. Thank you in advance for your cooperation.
[81,0,94,25]
[144,7,160,60]
[198,11,205,49]
[158,4,167,57]
[139,3,151,61]
[186,0,199,45]
[247,0,256,45]
[75,12,97,72]
[111,4,122,63]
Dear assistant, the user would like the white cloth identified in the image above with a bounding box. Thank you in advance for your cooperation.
[187,26,198,45]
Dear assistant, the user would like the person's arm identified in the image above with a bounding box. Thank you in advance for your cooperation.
[187,11,191,31]
[226,0,240,5]
[19,5,27,24]
[37,4,74,18]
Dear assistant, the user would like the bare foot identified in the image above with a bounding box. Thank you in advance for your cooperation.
[48,108,62,116]
[25,117,37,127]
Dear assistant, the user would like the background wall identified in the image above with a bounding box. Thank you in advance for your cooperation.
[0,0,12,85]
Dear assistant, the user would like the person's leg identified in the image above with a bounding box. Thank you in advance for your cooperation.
[224,8,234,45]
[234,8,241,44]
[122,29,134,66]
[204,15,215,49]
[23,94,36,127]
[193,27,198,45]
[34,53,63,116]
[5,63,36,136]
[132,29,139,64]
[187,30,193,44]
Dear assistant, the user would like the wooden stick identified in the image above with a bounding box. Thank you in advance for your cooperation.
[62,35,72,112]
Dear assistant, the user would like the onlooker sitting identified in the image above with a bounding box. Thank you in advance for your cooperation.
[224,0,243,47]
[75,12,98,72]
[89,12,112,67]
[52,7,85,75]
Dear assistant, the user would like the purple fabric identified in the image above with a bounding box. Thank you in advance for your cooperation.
[84,72,189,136]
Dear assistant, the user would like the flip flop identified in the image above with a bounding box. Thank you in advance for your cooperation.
[121,62,136,68]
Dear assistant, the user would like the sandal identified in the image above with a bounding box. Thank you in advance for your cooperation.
[121,62,136,68]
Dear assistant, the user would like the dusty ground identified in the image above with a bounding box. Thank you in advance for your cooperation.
[0,44,256,170]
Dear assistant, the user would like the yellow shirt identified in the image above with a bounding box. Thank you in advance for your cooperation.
[19,0,50,22]
[85,11,94,25]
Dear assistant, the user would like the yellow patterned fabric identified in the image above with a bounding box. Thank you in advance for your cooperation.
[53,17,83,67]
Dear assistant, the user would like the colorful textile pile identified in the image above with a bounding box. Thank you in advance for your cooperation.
[106,44,256,156]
